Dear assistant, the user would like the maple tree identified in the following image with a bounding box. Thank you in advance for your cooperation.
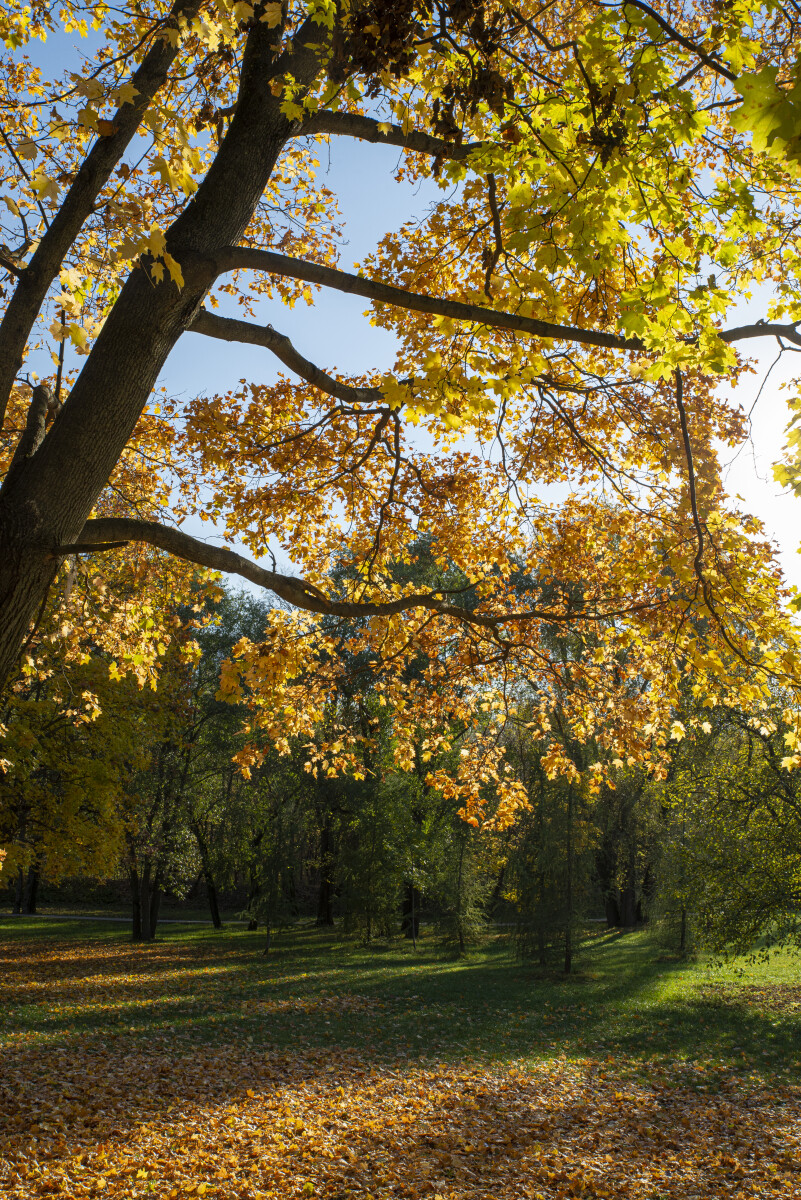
[3,0,801,818]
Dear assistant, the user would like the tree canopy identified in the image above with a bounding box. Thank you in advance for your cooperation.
[2,0,801,819]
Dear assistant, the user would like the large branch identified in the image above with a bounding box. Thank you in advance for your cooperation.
[0,0,203,426]
[298,110,488,161]
[73,518,565,629]
[211,247,801,355]
[4,383,54,488]
[213,247,645,351]
[188,308,385,404]
[614,0,737,84]
[718,321,801,349]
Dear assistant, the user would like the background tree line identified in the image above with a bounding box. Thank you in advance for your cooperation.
[4,568,801,968]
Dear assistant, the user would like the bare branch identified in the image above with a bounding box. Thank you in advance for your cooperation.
[608,0,737,84]
[187,309,386,404]
[719,321,801,349]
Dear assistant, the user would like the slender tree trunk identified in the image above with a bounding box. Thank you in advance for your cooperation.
[456,838,466,955]
[620,820,638,927]
[206,879,222,929]
[401,882,421,940]
[488,862,506,919]
[537,870,547,965]
[140,862,153,942]
[316,817,335,926]
[679,907,687,954]
[130,865,142,941]
[149,873,162,939]
[564,785,573,976]
[22,865,38,914]
[12,865,23,914]
[192,821,222,928]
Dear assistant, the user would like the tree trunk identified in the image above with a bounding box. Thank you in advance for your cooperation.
[149,875,162,939]
[139,862,153,942]
[22,865,38,914]
[130,865,142,941]
[605,894,621,928]
[537,870,547,965]
[620,824,638,927]
[456,837,466,955]
[316,818,335,926]
[0,522,60,694]
[0,17,329,693]
[207,878,222,929]
[564,785,573,975]
[192,821,222,928]
[12,865,23,914]
[401,882,421,940]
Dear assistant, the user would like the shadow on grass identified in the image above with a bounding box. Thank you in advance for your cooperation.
[3,922,801,1199]
[2,920,800,1088]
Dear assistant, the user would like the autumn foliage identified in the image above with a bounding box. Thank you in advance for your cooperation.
[3,0,801,822]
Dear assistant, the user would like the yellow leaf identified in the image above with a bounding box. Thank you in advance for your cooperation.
[30,173,58,202]
[260,2,282,26]
[151,155,173,188]
[111,82,139,106]
[16,137,38,160]
[148,227,167,257]
[163,252,184,288]
[78,105,98,130]
[68,322,88,349]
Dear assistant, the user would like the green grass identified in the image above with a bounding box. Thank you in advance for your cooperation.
[2,918,800,1086]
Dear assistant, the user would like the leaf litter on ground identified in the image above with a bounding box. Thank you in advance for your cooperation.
[1,932,800,1199]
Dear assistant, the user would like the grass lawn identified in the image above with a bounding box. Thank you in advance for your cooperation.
[1,919,800,1199]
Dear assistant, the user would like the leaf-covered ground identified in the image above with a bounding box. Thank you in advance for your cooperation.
[1,922,800,1199]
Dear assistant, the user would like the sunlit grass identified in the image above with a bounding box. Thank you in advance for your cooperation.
[2,918,800,1084]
